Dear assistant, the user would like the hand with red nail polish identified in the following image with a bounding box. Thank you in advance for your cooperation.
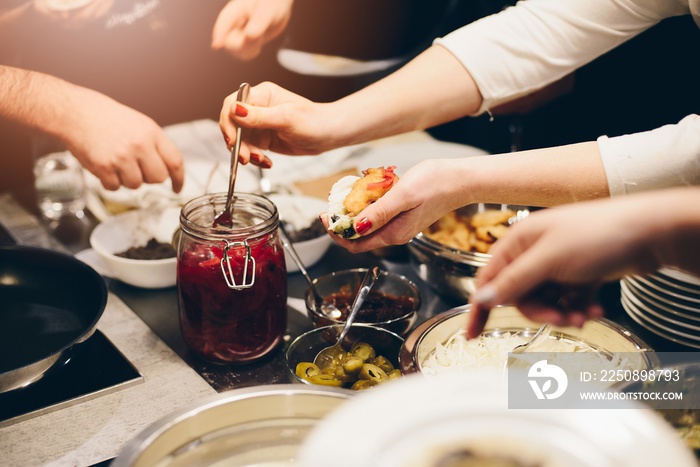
[235,104,248,117]
[321,158,474,255]
[250,153,273,168]
[219,81,339,160]
[354,217,372,236]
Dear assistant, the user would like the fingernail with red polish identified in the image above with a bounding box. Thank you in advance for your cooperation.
[235,104,248,117]
[355,217,372,235]
[223,134,230,144]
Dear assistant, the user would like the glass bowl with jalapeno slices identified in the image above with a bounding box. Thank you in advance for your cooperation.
[285,324,404,391]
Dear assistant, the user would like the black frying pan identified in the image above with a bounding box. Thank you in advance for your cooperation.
[0,245,107,393]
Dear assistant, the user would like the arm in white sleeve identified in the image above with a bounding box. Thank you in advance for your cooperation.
[598,114,700,196]
[435,0,690,113]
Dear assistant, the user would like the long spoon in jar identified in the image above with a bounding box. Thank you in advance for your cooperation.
[213,82,250,227]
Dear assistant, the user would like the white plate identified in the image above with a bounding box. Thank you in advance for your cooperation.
[657,267,700,287]
[631,274,700,304]
[351,135,489,177]
[298,373,696,467]
[621,279,700,323]
[262,132,488,194]
[647,271,700,298]
[621,282,700,329]
[620,283,700,334]
[621,293,700,349]
[625,286,700,325]
[624,276,700,312]
[622,297,700,349]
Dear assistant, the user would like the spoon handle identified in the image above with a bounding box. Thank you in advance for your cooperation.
[337,266,380,344]
[278,222,323,302]
[513,322,550,355]
[224,82,251,212]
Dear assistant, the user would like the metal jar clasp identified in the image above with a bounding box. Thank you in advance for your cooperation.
[220,239,256,290]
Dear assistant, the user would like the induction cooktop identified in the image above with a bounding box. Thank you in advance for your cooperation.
[0,219,143,428]
[0,328,143,427]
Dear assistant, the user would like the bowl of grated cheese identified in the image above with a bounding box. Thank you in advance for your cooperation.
[399,305,660,378]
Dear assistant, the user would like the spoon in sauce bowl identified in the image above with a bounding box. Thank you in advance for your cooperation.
[213,82,250,228]
[277,222,342,319]
[313,266,380,370]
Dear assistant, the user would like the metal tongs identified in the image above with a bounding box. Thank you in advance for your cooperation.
[213,82,250,227]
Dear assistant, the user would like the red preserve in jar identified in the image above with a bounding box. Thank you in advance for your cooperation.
[176,193,287,364]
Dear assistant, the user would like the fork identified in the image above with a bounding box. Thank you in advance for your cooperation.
[503,322,550,373]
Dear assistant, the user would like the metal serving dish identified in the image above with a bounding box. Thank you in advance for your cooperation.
[400,305,660,375]
[407,203,530,302]
[298,371,697,467]
[112,385,353,467]
[615,362,700,460]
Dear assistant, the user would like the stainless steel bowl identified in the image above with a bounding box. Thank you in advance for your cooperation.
[614,362,700,460]
[407,203,530,301]
[112,385,353,467]
[399,304,660,375]
[614,361,700,402]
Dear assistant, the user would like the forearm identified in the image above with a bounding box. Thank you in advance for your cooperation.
[330,45,483,147]
[462,141,609,207]
[460,115,700,207]
[438,0,685,113]
[0,65,83,143]
[599,115,700,196]
[642,187,700,276]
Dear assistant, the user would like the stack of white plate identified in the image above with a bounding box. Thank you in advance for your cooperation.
[621,267,700,349]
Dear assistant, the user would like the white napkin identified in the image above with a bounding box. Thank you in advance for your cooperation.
[84,120,487,220]
[84,119,260,220]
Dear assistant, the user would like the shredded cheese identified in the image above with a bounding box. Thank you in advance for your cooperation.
[421,328,634,383]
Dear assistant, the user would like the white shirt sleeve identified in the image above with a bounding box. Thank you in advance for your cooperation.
[435,0,690,114]
[598,115,700,196]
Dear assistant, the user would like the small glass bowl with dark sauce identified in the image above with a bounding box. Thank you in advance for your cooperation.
[305,268,421,337]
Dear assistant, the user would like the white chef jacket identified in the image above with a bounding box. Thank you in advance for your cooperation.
[436,0,700,196]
